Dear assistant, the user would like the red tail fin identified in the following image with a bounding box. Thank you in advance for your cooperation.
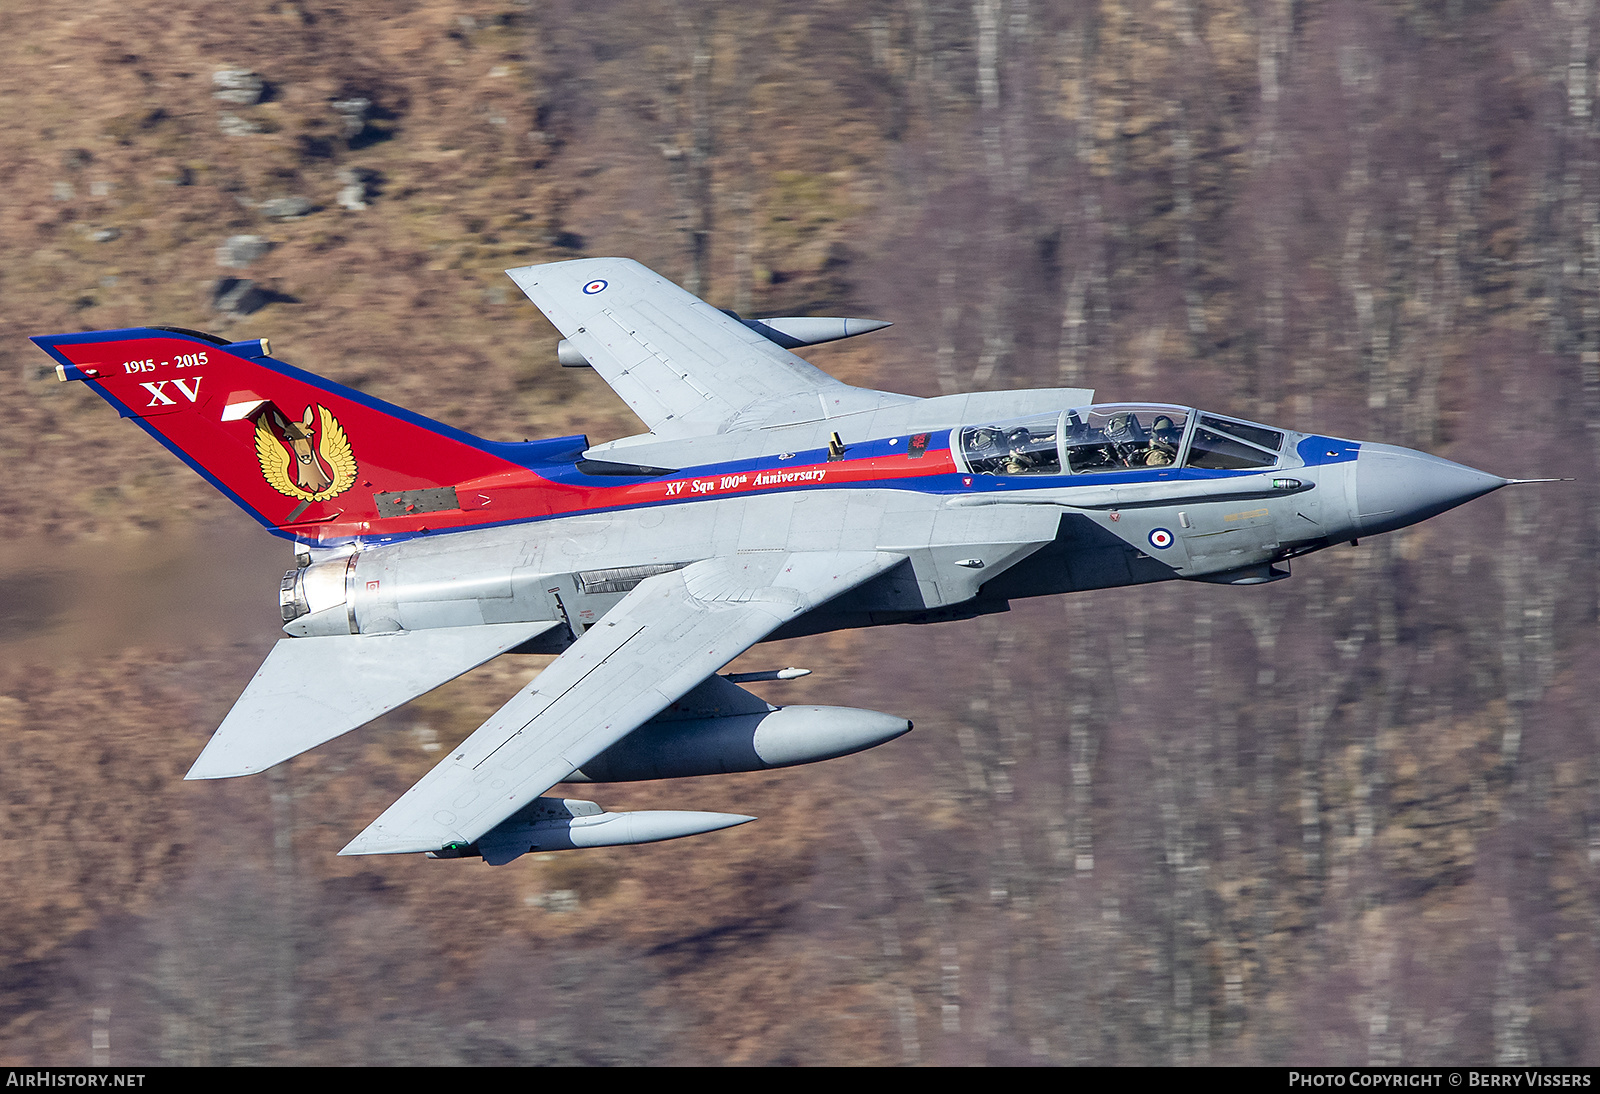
[32,327,576,543]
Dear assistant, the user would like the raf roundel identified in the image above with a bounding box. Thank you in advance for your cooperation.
[1149,527,1175,550]
[582,279,609,295]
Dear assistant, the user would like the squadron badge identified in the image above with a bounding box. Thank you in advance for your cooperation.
[255,405,358,501]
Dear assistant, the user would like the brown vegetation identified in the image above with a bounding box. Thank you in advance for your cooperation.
[1,0,1598,1065]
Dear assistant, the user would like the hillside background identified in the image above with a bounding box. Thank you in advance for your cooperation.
[1,0,1598,1065]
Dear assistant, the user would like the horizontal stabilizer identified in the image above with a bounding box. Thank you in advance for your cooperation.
[186,620,560,779]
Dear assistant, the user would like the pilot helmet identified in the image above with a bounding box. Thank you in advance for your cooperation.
[1105,413,1133,440]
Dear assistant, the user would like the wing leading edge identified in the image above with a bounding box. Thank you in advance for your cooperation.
[339,550,904,857]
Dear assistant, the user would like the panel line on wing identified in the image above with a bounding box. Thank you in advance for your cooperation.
[471,621,649,770]
[632,300,731,369]
[604,306,719,402]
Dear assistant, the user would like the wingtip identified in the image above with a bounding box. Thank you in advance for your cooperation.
[339,825,458,857]
[336,835,389,857]
[184,756,259,781]
[337,834,410,857]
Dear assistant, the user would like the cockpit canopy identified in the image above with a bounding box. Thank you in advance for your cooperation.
[958,404,1286,476]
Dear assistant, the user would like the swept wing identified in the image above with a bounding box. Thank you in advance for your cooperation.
[340,550,903,857]
[506,258,908,438]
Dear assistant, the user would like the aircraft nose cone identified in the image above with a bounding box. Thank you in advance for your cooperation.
[1354,443,1507,535]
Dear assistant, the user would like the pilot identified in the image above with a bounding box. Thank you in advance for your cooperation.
[1144,415,1181,467]
[1103,412,1141,466]
[1003,426,1036,474]
[970,427,1003,452]
[966,426,1005,474]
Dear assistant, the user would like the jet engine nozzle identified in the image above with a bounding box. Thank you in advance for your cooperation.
[1354,443,1508,536]
[280,555,354,626]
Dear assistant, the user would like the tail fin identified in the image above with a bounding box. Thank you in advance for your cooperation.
[32,327,580,543]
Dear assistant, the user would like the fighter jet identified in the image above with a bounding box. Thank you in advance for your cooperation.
[31,258,1523,865]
